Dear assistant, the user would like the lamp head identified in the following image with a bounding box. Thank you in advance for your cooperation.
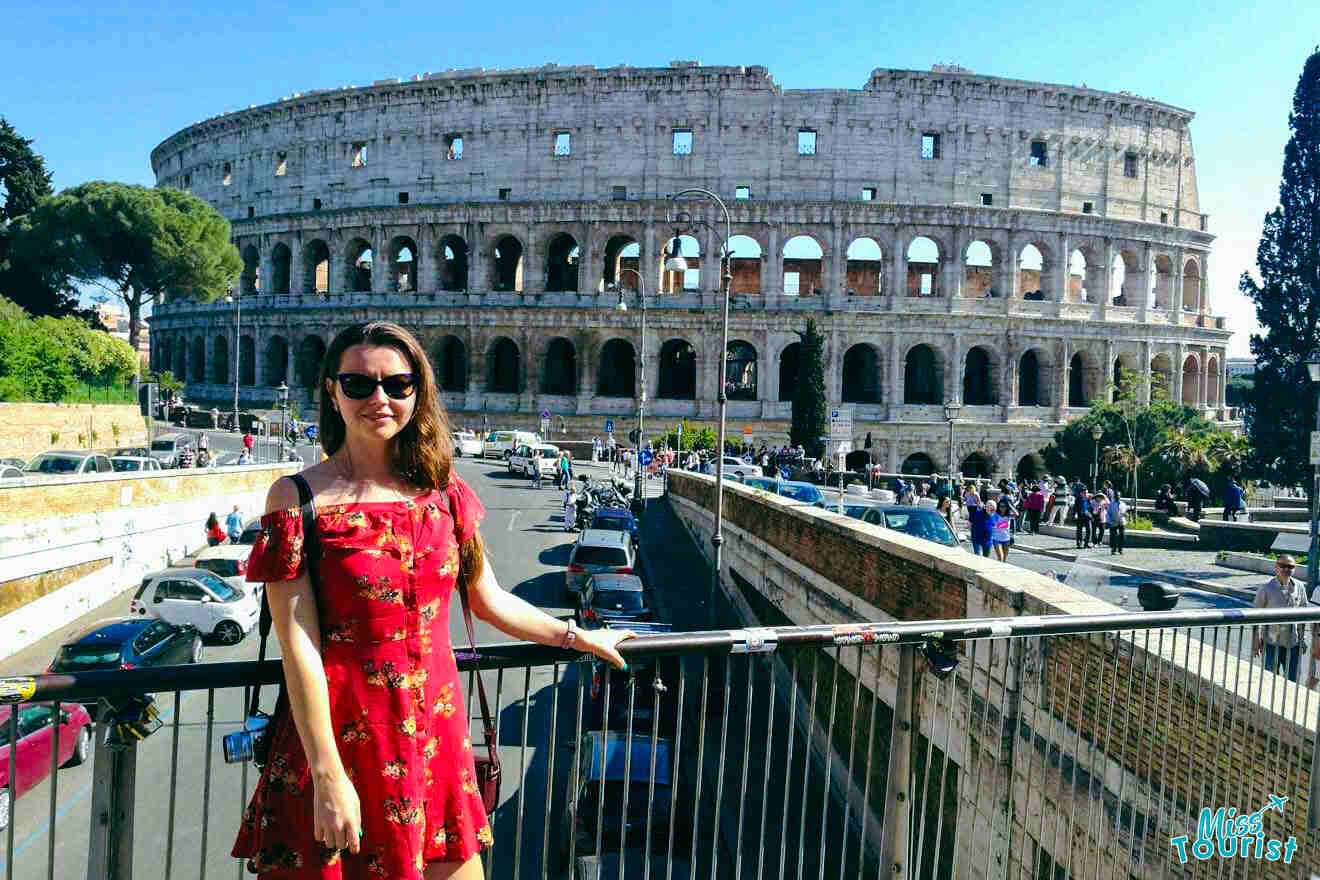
[1307,357,1320,384]
[663,233,688,273]
[943,403,962,422]
[615,295,628,313]
[1091,425,1104,440]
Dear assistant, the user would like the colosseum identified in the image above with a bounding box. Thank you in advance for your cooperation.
[148,61,1233,478]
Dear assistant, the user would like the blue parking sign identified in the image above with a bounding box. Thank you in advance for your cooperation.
[640,449,653,466]
[604,418,615,433]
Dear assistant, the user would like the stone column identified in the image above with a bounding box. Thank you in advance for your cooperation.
[372,229,389,295]
[285,332,296,389]
[1000,234,1016,315]
[704,224,720,306]
[1199,348,1210,408]
[1054,232,1071,305]
[826,330,842,405]
[891,227,907,299]
[1138,242,1153,322]
[888,333,903,415]
[579,220,597,298]
[765,223,783,296]
[469,222,489,294]
[944,227,964,307]
[1199,253,1210,315]
[947,334,963,405]
[1056,339,1071,419]
[1141,340,1153,406]
[1174,343,1186,404]
[204,335,217,386]
[641,219,655,296]
[1172,246,1186,314]
[1098,238,1114,318]
[417,225,434,293]
[1104,339,1116,402]
[523,226,540,295]
[827,214,845,306]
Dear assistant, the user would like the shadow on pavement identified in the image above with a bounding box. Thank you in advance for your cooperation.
[513,572,570,608]
[538,544,575,566]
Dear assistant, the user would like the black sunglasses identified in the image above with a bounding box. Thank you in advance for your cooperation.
[334,372,417,400]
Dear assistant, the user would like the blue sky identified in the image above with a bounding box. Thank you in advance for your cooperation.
[5,0,1318,356]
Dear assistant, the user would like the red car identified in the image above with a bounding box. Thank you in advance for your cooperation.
[0,703,93,830]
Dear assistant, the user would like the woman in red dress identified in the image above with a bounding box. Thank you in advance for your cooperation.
[232,322,633,879]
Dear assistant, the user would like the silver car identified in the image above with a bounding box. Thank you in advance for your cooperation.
[565,529,636,600]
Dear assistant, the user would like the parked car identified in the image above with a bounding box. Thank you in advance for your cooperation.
[720,456,760,479]
[577,573,651,627]
[220,412,267,434]
[148,433,195,468]
[566,530,636,600]
[0,703,93,830]
[168,404,191,424]
[130,567,260,645]
[860,505,961,548]
[451,431,483,457]
[236,517,263,545]
[0,456,27,469]
[739,476,826,507]
[0,464,23,480]
[25,451,113,476]
[109,446,151,458]
[110,456,162,473]
[188,544,257,595]
[509,443,560,477]
[588,507,639,549]
[482,429,540,460]
[585,622,675,734]
[49,617,203,676]
[553,732,675,868]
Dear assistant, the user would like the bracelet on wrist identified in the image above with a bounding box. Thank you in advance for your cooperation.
[560,620,578,651]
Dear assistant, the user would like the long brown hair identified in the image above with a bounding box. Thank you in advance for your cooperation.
[319,321,454,490]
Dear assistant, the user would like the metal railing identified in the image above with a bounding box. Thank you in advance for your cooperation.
[4,606,1320,880]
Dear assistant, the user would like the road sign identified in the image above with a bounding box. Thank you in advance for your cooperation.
[539,417,550,438]
[604,418,615,433]
[540,408,551,420]
[1311,431,1320,465]
[742,426,753,437]
[829,407,853,442]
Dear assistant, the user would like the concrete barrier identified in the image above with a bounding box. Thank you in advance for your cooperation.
[1195,519,1308,553]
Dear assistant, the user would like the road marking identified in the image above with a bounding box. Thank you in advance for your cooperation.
[508,510,520,531]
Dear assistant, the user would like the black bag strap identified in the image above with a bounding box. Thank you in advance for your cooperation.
[448,488,498,761]
[247,472,321,719]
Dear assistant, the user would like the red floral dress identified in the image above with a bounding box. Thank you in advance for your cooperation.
[232,476,493,878]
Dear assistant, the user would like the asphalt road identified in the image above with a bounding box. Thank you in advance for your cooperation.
[0,456,676,880]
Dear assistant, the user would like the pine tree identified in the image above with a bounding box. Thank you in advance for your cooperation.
[1242,48,1320,490]
[790,317,827,457]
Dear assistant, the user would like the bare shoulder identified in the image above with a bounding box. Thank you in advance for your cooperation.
[264,460,337,514]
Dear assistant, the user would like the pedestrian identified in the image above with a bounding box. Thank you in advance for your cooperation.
[237,448,252,465]
[1107,493,1127,555]
[198,432,210,453]
[232,320,632,877]
[531,449,543,489]
[992,497,1014,561]
[1155,484,1177,516]
[937,496,957,534]
[562,482,577,530]
[557,451,570,490]
[967,496,992,557]
[1024,483,1045,534]
[205,512,226,547]
[243,430,255,455]
[1091,491,1107,546]
[1252,555,1312,683]
[1223,477,1246,522]
[1075,490,1092,548]
[211,407,221,429]
[225,505,244,543]
[1186,479,1206,522]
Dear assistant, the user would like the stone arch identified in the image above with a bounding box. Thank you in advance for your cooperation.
[900,452,936,476]
[845,237,883,295]
[152,337,167,374]
[269,242,292,295]
[963,239,997,298]
[1110,353,1137,403]
[1016,453,1045,481]
[545,232,580,292]
[1018,348,1048,407]
[387,236,418,292]
[906,236,941,297]
[1068,351,1090,407]
[1067,249,1089,303]
[239,335,256,385]
[778,342,800,402]
[842,343,882,404]
[1112,250,1135,305]
[265,335,289,386]
[602,235,640,290]
[297,335,326,389]
[1181,354,1200,405]
[1150,353,1174,400]
[542,337,578,395]
[212,335,229,384]
[241,244,261,295]
[903,343,943,404]
[660,234,701,294]
[962,345,998,405]
[1182,258,1201,311]
[190,336,206,384]
[303,239,330,294]
[783,234,824,296]
[658,338,697,400]
[1016,241,1053,301]
[598,338,636,397]
[725,340,758,400]
[435,234,469,292]
[345,238,373,293]
[174,338,186,381]
[433,335,467,392]
[491,235,524,292]
[960,452,995,479]
[487,337,521,393]
[727,235,763,295]
[1207,354,1220,405]
[1153,255,1174,310]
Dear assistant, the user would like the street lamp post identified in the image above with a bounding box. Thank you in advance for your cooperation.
[668,188,733,628]
[1307,357,1320,829]
[616,267,649,512]
[226,291,240,433]
[943,402,962,481]
[1091,424,1104,487]
[276,381,289,461]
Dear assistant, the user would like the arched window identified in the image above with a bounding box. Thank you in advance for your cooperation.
[778,342,800,402]
[389,237,418,292]
[492,236,523,292]
[726,235,762,295]
[436,235,469,292]
[1068,353,1087,407]
[1017,453,1045,481]
[963,240,995,298]
[487,338,520,393]
[725,341,757,400]
[960,452,993,478]
[901,453,935,476]
[1111,251,1131,305]
[845,238,883,295]
[660,234,701,293]
[602,236,640,290]
[1068,250,1088,303]
[270,243,291,295]
[190,337,206,384]
[239,336,255,385]
[962,347,995,405]
[1151,354,1173,399]
[433,336,467,392]
[212,335,229,384]
[1019,351,1042,406]
[298,336,326,389]
[598,339,636,397]
[842,344,881,403]
[174,341,186,381]
[1153,256,1174,309]
[241,245,260,295]
[1182,259,1201,311]
[906,237,940,298]
[303,240,330,294]
[658,339,696,399]
[346,239,373,293]
[545,233,580,292]
[903,344,941,404]
[265,336,288,387]
[1018,244,1045,300]
[542,338,577,395]
[1181,356,1200,405]
[782,235,823,296]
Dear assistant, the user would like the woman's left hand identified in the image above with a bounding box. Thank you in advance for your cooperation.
[576,626,635,670]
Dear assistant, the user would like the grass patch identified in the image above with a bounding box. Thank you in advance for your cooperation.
[1125,516,1154,532]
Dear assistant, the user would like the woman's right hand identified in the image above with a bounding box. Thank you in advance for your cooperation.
[312,770,362,854]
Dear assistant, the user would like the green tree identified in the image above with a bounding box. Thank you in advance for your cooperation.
[1225,374,1253,407]
[0,296,76,401]
[790,317,827,458]
[8,181,242,353]
[1241,49,1320,490]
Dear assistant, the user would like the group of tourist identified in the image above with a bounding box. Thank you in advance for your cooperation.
[1067,479,1129,554]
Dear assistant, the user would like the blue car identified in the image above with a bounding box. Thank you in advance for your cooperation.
[589,507,640,548]
[739,477,826,507]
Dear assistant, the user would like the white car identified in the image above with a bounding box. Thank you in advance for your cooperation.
[129,567,260,645]
[110,456,162,473]
[720,456,760,479]
[452,431,483,457]
[186,545,258,596]
[482,429,540,460]
[25,451,114,476]
[509,443,560,477]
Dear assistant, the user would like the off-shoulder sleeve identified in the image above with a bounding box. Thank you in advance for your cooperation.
[445,474,487,544]
[245,508,306,583]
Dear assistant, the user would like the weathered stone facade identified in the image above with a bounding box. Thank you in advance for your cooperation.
[148,62,1232,477]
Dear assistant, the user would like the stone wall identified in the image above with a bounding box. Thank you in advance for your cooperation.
[0,403,147,460]
[666,470,1317,879]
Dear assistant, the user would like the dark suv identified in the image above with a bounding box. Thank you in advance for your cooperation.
[48,618,202,708]
[585,623,675,734]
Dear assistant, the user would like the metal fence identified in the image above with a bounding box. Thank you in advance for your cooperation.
[4,607,1320,880]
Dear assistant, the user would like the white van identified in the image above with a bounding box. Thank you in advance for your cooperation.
[482,430,540,460]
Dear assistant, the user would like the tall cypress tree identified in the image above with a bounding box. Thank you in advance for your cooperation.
[790,317,827,457]
[1242,48,1320,489]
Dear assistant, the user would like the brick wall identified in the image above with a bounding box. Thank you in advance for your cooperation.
[0,403,146,460]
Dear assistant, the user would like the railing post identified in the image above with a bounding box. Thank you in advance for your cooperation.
[86,720,136,880]
[880,645,915,879]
